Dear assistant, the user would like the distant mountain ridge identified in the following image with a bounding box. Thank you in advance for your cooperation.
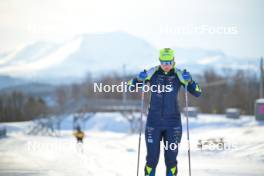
[0,31,259,86]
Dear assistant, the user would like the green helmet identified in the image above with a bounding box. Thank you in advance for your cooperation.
[159,48,174,61]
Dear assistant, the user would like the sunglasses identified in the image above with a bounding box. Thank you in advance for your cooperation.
[160,61,174,65]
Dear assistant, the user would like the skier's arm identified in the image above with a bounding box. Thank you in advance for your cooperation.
[185,80,202,97]
[127,74,148,91]
[127,66,159,91]
[175,68,202,97]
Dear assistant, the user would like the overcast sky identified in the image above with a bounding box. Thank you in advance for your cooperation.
[0,0,263,58]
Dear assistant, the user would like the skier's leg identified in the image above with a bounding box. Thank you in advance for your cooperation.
[163,126,182,176]
[145,126,162,176]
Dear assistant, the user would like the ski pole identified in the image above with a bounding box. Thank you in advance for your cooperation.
[184,84,192,176]
[137,80,145,176]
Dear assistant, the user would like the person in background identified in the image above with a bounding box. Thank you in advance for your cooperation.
[73,125,85,143]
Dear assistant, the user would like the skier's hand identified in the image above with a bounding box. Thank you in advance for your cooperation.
[182,69,192,83]
[137,70,148,81]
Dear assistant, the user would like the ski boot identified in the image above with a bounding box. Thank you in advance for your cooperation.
[166,166,177,176]
[145,165,155,176]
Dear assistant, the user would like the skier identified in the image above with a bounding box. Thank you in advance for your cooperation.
[73,126,85,153]
[128,48,202,176]
[73,125,85,143]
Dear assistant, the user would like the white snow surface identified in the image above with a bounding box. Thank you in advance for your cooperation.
[0,113,264,176]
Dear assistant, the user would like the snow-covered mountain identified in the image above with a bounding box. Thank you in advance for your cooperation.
[0,32,259,85]
[0,75,26,89]
[0,32,157,83]
[172,47,259,74]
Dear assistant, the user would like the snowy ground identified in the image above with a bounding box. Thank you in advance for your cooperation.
[0,113,264,176]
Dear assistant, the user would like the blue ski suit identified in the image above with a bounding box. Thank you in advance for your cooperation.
[128,66,201,176]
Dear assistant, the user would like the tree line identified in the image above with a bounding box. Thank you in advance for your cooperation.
[182,69,259,115]
[0,92,48,122]
[0,68,260,122]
